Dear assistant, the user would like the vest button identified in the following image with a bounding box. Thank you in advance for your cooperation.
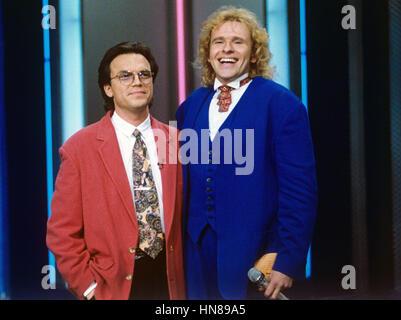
[206,177,212,183]
[129,247,136,254]
[206,187,212,192]
[207,206,213,211]
[207,196,213,202]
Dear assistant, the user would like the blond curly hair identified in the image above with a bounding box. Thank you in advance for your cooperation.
[196,6,274,87]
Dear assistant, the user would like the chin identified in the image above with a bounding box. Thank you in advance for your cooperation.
[127,99,150,110]
[131,104,149,111]
[219,75,236,83]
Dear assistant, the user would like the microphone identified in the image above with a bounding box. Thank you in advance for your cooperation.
[248,267,289,300]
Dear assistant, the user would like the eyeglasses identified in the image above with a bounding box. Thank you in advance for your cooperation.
[110,70,154,85]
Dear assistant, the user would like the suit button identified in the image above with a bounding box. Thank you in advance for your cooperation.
[170,245,174,252]
[125,274,132,281]
[206,177,212,183]
[129,247,136,254]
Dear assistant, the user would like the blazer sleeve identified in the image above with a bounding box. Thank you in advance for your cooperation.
[176,102,186,131]
[270,97,318,280]
[46,145,95,299]
[174,138,186,299]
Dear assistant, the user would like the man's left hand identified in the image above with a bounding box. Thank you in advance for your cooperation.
[259,270,293,299]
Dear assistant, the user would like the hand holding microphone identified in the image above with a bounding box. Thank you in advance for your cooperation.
[248,268,290,300]
[247,253,292,300]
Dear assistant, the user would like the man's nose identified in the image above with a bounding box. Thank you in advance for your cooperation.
[222,41,234,52]
[131,73,142,86]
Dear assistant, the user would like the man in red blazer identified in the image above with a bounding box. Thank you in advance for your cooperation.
[47,42,185,300]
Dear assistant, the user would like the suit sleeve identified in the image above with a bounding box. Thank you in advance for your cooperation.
[46,145,95,299]
[271,99,318,280]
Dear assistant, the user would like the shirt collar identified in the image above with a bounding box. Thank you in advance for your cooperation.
[111,110,151,138]
[213,73,249,91]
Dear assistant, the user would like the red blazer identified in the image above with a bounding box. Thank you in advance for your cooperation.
[46,111,185,300]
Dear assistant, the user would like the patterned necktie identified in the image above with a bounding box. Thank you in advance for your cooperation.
[217,77,251,112]
[132,129,164,259]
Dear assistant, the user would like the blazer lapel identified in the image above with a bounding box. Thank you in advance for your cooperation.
[96,112,138,229]
[218,76,264,131]
[150,116,176,240]
[184,87,214,130]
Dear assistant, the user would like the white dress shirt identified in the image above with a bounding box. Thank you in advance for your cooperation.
[111,111,165,232]
[209,73,252,141]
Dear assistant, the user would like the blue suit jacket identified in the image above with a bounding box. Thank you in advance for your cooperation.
[176,77,318,299]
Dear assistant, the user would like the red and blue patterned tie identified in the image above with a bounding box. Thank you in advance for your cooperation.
[217,77,251,112]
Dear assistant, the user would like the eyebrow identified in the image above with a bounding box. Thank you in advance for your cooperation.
[211,36,245,42]
[116,69,151,74]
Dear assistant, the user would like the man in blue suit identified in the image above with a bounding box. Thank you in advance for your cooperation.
[176,6,317,300]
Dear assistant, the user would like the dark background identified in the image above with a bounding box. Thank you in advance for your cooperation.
[0,0,400,299]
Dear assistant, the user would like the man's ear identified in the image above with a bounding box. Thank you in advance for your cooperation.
[104,84,113,98]
[250,53,257,64]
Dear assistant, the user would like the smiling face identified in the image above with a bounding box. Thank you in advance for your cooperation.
[104,53,153,118]
[208,21,256,85]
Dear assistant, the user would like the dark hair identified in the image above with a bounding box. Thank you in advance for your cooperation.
[98,41,159,112]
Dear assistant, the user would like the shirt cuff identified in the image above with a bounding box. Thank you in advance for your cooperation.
[83,281,97,297]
